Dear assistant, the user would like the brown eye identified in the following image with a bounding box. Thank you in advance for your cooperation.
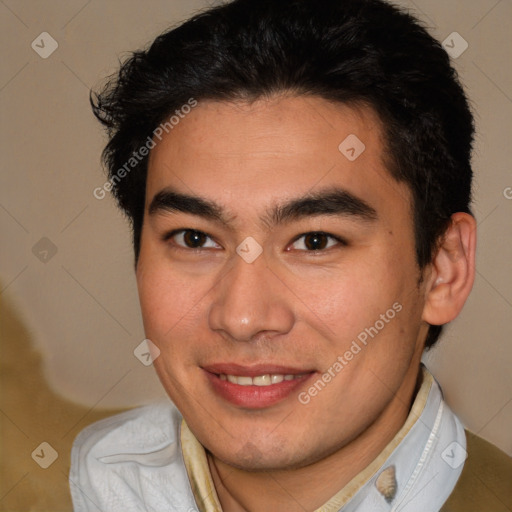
[169,229,220,249]
[304,233,329,250]
[290,232,341,251]
[183,230,207,248]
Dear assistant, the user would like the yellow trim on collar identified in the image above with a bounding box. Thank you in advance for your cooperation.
[180,419,223,512]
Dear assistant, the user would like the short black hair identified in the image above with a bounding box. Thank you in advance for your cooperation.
[91,0,474,348]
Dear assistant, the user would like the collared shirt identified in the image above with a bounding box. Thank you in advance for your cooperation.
[70,366,466,511]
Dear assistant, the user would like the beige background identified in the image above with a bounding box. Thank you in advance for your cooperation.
[1,0,511,510]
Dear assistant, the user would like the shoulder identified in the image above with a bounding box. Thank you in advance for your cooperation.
[441,430,512,511]
[71,401,182,461]
[70,401,196,511]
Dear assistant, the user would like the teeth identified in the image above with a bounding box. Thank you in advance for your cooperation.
[237,376,253,386]
[219,373,304,386]
[253,375,271,386]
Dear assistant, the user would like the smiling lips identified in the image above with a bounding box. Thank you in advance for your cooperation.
[220,373,306,385]
[203,363,315,408]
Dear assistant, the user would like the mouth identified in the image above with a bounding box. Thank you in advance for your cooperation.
[219,373,307,385]
[202,363,316,409]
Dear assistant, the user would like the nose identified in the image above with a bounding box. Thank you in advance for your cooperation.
[208,252,295,343]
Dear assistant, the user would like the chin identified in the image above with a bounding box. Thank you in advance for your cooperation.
[212,434,320,472]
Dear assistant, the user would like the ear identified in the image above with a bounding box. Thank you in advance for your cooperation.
[422,212,477,325]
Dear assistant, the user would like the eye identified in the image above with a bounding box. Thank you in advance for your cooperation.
[165,229,221,250]
[289,232,344,251]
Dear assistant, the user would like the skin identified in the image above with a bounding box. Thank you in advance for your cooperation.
[136,95,476,511]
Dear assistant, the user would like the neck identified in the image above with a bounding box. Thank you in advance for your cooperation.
[208,363,423,512]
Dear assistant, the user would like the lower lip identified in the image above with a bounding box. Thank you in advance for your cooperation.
[204,370,315,409]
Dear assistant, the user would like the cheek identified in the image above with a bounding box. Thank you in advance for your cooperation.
[137,268,170,335]
[136,254,197,341]
[290,255,403,340]
[136,261,200,392]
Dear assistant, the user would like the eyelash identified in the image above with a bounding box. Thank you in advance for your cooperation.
[162,229,347,253]
[290,231,347,252]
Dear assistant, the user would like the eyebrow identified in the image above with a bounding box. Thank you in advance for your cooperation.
[148,186,378,228]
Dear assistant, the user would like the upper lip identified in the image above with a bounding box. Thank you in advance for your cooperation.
[202,363,315,377]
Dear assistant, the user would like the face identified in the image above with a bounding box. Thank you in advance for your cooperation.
[136,95,430,471]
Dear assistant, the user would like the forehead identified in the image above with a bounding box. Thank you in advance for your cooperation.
[146,95,411,222]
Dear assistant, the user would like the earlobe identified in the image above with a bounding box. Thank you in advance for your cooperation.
[422,212,477,326]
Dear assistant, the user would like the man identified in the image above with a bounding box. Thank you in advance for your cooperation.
[71,0,511,510]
